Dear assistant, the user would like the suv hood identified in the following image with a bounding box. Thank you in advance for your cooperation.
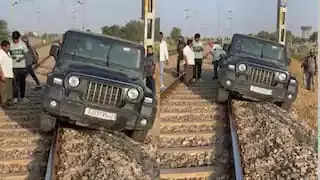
[229,53,288,71]
[57,60,144,86]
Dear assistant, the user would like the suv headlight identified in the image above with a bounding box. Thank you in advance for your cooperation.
[238,64,247,72]
[127,88,139,100]
[278,73,287,81]
[68,76,80,87]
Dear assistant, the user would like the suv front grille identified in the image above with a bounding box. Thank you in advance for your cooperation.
[85,81,123,106]
[248,66,275,86]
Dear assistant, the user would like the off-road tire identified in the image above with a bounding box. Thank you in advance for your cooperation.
[216,87,229,104]
[128,129,149,143]
[40,113,56,132]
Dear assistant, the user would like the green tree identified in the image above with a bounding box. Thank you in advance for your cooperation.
[122,20,144,42]
[101,20,144,43]
[101,19,161,43]
[309,32,318,42]
[102,25,124,38]
[0,20,9,41]
[170,27,182,42]
[256,31,276,41]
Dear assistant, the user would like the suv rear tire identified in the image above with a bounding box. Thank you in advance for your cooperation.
[40,113,56,132]
[216,88,229,103]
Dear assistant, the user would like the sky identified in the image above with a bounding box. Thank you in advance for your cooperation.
[0,0,148,34]
[0,0,318,37]
[158,0,319,37]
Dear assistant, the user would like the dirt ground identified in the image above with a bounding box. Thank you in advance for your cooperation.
[289,59,317,129]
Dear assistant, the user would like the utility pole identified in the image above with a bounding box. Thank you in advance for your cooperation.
[71,0,84,30]
[142,0,156,53]
[77,0,86,31]
[226,9,233,43]
[277,0,288,45]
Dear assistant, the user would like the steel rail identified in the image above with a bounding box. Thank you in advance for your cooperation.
[45,123,59,180]
[160,71,185,97]
[227,98,244,180]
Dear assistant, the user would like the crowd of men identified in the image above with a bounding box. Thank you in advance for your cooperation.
[0,31,41,108]
[159,32,226,89]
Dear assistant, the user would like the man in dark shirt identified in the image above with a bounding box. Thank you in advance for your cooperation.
[301,50,317,91]
[21,36,41,90]
[176,36,185,77]
[145,46,155,91]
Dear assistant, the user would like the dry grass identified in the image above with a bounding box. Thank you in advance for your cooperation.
[289,59,317,129]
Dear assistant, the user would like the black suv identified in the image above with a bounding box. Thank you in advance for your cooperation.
[216,34,298,110]
[42,30,157,142]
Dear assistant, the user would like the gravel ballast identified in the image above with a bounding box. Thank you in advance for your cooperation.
[232,101,317,179]
[56,128,159,180]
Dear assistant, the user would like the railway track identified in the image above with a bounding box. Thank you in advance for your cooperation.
[159,57,242,179]
[0,43,56,180]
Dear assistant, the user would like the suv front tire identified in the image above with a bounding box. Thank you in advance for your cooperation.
[216,87,229,104]
[40,113,56,132]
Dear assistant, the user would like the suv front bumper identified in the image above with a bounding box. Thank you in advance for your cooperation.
[218,74,294,103]
[42,85,151,131]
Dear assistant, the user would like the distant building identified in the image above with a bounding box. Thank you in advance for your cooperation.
[301,26,312,39]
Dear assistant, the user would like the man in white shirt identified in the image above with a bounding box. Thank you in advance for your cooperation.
[159,32,168,91]
[183,39,195,86]
[0,40,14,106]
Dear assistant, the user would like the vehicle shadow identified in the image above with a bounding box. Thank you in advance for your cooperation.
[179,62,234,179]
[0,80,52,180]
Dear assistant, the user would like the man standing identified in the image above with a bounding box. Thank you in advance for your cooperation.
[21,36,41,90]
[183,39,195,86]
[0,40,14,106]
[206,41,226,79]
[10,31,29,103]
[176,36,185,77]
[192,33,204,81]
[144,46,156,91]
[301,50,317,91]
[159,32,168,91]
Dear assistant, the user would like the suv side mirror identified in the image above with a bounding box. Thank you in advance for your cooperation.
[49,43,60,60]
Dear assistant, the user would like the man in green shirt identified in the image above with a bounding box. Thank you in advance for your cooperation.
[10,31,29,103]
[192,33,204,81]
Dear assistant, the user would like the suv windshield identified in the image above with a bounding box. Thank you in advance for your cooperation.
[231,36,286,63]
[62,33,141,70]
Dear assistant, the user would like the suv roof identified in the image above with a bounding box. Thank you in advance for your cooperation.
[233,33,285,48]
[64,30,144,49]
